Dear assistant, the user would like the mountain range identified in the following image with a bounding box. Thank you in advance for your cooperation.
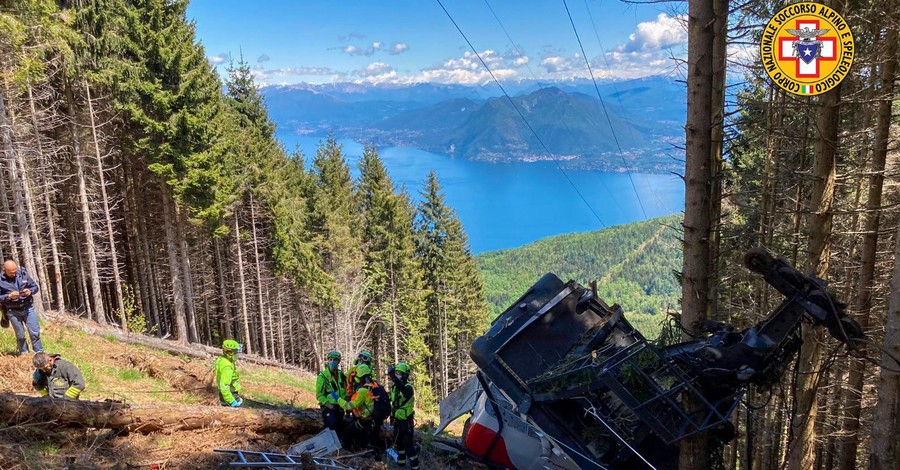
[263,76,686,172]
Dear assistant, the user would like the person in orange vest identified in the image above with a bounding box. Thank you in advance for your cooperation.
[337,363,390,460]
[345,350,373,396]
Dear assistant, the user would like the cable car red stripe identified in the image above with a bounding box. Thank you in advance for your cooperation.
[464,422,515,469]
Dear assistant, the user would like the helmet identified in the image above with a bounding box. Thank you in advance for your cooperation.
[327,350,342,361]
[355,364,372,378]
[223,339,241,352]
[357,351,373,363]
[394,362,411,374]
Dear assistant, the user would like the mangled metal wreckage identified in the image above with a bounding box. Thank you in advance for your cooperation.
[436,248,864,470]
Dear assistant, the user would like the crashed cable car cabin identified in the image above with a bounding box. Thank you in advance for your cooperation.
[439,248,863,470]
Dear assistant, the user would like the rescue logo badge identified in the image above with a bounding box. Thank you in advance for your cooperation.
[759,2,854,96]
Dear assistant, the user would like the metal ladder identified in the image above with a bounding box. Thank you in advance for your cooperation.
[214,449,355,469]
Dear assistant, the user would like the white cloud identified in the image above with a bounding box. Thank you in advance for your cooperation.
[208,53,229,65]
[389,42,409,55]
[400,50,519,85]
[252,66,342,82]
[343,45,364,55]
[353,62,398,83]
[596,49,682,78]
[514,56,530,66]
[341,41,391,57]
[620,14,687,52]
[541,55,575,73]
[257,54,271,63]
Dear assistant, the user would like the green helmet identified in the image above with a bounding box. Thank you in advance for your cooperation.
[223,339,241,352]
[355,364,372,378]
[327,350,342,361]
[357,350,373,363]
[394,362,411,374]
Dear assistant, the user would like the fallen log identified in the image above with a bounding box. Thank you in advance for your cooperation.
[0,393,322,436]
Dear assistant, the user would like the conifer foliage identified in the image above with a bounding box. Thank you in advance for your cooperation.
[0,0,486,404]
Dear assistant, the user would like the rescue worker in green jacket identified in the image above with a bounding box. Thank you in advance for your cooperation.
[32,352,85,399]
[216,339,243,407]
[389,362,418,470]
[337,364,388,458]
[317,350,348,437]
[345,350,373,396]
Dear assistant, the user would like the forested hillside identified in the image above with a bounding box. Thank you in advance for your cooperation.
[478,215,681,316]
[478,215,681,338]
[0,0,486,405]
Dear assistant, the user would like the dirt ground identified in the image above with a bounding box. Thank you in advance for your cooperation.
[0,317,472,470]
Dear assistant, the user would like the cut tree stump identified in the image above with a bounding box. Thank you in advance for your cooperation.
[0,393,321,435]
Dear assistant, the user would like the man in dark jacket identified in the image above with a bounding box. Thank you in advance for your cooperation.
[0,260,42,354]
[32,352,85,399]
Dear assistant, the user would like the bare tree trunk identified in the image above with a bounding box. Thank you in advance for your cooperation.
[249,194,269,358]
[214,238,232,340]
[837,11,897,468]
[42,169,63,312]
[277,286,286,364]
[84,83,125,329]
[135,177,161,337]
[0,159,18,262]
[0,393,322,436]
[123,156,149,328]
[300,294,322,372]
[233,212,252,353]
[787,72,842,470]
[390,268,399,364]
[706,0,728,324]
[869,220,900,469]
[175,210,198,343]
[160,182,189,344]
[64,82,107,325]
[680,0,717,466]
[1,79,44,316]
[26,84,63,313]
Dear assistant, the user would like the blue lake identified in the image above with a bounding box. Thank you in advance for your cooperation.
[279,134,685,254]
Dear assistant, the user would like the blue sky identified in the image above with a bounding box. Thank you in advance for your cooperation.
[187,0,691,85]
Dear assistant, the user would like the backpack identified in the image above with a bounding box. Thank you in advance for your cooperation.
[369,382,391,421]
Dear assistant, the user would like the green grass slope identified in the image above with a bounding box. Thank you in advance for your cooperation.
[477,215,683,340]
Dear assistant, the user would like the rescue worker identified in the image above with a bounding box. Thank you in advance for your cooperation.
[336,364,388,459]
[317,350,348,437]
[389,362,419,470]
[346,350,373,396]
[32,352,85,399]
[216,339,243,407]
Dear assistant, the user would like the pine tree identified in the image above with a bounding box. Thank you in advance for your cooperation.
[307,135,363,355]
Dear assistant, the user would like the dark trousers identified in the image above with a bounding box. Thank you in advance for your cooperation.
[345,417,385,456]
[8,306,42,354]
[322,406,345,439]
[394,417,419,469]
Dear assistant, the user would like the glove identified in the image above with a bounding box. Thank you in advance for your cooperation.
[231,399,242,407]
